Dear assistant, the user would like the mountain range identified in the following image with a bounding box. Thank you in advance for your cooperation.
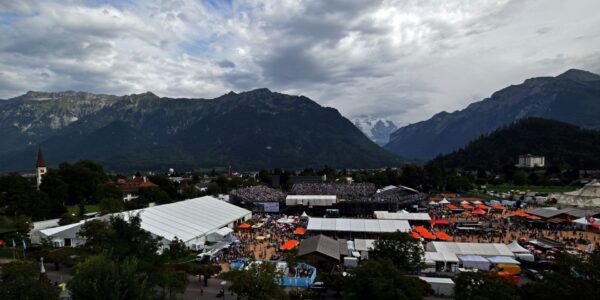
[0,89,401,172]
[427,118,600,170]
[352,115,398,146]
[385,69,600,160]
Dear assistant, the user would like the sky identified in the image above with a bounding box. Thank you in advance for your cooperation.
[1,0,599,125]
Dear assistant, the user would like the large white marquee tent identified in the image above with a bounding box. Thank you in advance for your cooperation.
[38,196,251,249]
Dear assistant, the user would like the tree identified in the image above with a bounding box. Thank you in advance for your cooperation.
[371,231,424,271]
[512,170,528,186]
[138,187,172,205]
[520,251,600,300]
[188,264,222,286]
[163,237,189,261]
[221,261,288,300]
[58,212,79,226]
[68,255,153,300]
[0,260,59,300]
[345,258,429,300]
[285,248,299,271]
[454,271,520,300]
[157,269,189,300]
[99,197,124,214]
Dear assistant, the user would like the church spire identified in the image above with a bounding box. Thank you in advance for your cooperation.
[36,146,46,168]
[36,146,47,189]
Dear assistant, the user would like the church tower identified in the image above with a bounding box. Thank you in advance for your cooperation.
[36,146,47,189]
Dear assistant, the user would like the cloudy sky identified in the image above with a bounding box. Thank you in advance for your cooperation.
[1,0,599,125]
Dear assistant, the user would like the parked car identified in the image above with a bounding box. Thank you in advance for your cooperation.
[524,268,544,281]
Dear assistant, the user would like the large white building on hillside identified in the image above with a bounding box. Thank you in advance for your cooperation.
[34,196,251,250]
[516,154,545,168]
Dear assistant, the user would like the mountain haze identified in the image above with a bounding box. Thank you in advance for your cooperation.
[385,69,600,160]
[0,89,401,172]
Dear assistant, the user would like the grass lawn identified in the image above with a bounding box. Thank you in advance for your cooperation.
[485,184,577,193]
[66,204,101,215]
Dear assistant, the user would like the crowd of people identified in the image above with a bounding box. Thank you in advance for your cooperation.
[372,187,423,204]
[230,186,286,203]
[291,183,377,199]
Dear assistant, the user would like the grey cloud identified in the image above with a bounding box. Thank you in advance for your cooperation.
[218,60,236,68]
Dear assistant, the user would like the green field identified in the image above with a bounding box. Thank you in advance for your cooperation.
[66,204,101,215]
[485,185,577,193]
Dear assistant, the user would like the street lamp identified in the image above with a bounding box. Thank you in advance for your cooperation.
[220,280,227,300]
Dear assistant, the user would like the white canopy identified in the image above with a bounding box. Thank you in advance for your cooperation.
[458,255,490,270]
[374,211,431,221]
[301,211,309,218]
[215,227,233,237]
[41,196,251,245]
[460,201,469,204]
[307,218,410,233]
[439,198,450,204]
[486,256,520,265]
[428,242,515,257]
[472,200,482,205]
[507,241,529,253]
[573,216,599,225]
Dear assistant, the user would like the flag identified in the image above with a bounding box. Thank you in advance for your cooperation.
[22,239,27,250]
[12,239,16,248]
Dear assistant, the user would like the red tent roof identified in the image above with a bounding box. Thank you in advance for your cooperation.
[238,223,251,229]
[432,219,450,226]
[492,204,507,210]
[281,240,299,250]
[446,204,459,210]
[477,204,490,210]
[435,232,452,241]
[472,208,487,215]
[461,204,474,209]
[294,227,306,235]
[415,226,436,239]
[411,232,421,239]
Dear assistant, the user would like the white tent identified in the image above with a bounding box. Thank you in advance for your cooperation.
[427,242,515,257]
[458,255,490,270]
[41,196,251,247]
[301,211,309,218]
[486,256,520,265]
[553,180,600,207]
[573,217,600,229]
[472,200,482,205]
[460,201,469,205]
[429,201,438,206]
[439,198,450,204]
[374,211,431,222]
[507,241,529,254]
[307,218,411,233]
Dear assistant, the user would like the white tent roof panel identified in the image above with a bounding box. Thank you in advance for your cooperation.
[307,218,410,233]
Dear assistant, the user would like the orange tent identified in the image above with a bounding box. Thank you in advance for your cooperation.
[435,232,452,241]
[411,231,421,239]
[281,240,299,250]
[461,204,474,209]
[477,204,490,210]
[415,226,436,240]
[432,219,450,226]
[446,204,459,210]
[472,208,487,215]
[492,204,507,210]
[238,223,251,229]
[294,227,306,235]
